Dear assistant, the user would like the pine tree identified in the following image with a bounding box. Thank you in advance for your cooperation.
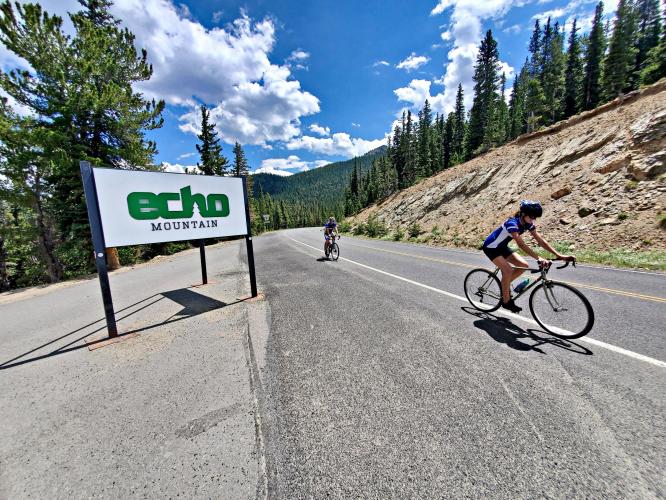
[602,0,639,99]
[467,30,501,158]
[417,99,432,178]
[564,19,584,118]
[196,105,228,176]
[443,112,455,168]
[509,62,529,138]
[582,2,607,109]
[232,141,252,198]
[452,84,466,163]
[634,0,663,85]
[0,0,164,280]
[528,19,542,76]
[542,21,566,124]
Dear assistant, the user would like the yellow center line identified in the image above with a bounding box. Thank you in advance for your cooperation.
[343,240,666,304]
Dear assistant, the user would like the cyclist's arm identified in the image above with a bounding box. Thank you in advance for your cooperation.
[530,230,571,260]
[510,232,540,260]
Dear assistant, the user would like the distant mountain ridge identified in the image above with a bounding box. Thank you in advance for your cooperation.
[252,145,387,206]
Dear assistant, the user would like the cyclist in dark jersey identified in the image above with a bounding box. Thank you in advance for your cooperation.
[482,200,574,313]
[323,216,338,258]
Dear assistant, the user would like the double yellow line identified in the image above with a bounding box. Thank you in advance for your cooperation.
[344,241,666,305]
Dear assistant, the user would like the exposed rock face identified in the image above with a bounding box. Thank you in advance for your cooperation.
[351,80,666,251]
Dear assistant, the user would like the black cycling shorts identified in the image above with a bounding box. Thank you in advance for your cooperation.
[483,245,514,261]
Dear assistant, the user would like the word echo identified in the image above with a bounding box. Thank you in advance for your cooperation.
[127,186,230,220]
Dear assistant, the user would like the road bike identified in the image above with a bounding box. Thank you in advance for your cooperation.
[463,259,594,339]
[325,234,340,261]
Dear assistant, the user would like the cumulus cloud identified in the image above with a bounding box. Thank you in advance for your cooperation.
[254,155,329,176]
[286,133,385,157]
[429,0,522,113]
[396,53,431,72]
[393,79,448,114]
[161,161,196,173]
[309,124,330,136]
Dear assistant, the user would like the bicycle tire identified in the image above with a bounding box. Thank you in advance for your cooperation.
[529,281,594,338]
[330,243,339,261]
[464,268,502,312]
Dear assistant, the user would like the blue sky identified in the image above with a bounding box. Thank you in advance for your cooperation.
[2,0,620,175]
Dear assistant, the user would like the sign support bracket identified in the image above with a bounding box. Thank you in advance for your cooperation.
[199,239,208,284]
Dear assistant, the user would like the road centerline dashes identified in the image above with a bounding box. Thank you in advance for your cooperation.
[287,235,666,369]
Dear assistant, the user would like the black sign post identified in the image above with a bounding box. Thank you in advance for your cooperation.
[242,176,258,298]
[80,161,118,337]
[199,239,208,285]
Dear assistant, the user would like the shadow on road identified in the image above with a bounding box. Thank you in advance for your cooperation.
[0,287,242,370]
[461,306,593,356]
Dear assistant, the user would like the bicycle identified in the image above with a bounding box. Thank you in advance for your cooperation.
[325,234,340,261]
[463,259,594,339]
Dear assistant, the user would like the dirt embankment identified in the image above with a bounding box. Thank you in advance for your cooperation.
[351,80,666,252]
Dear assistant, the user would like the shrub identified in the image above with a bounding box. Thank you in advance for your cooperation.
[393,227,405,241]
[625,180,638,190]
[407,222,422,239]
[431,225,441,236]
[338,221,352,233]
[365,215,388,238]
[617,212,630,221]
[353,223,366,235]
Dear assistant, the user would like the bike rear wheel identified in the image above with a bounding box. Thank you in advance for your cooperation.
[464,269,502,312]
[330,243,339,261]
[529,282,594,338]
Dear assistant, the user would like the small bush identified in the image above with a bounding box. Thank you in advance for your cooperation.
[393,227,405,241]
[617,212,630,221]
[338,221,352,233]
[625,180,638,190]
[353,223,366,236]
[431,225,441,236]
[365,215,389,238]
[408,222,422,238]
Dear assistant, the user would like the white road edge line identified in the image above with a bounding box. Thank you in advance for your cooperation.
[288,236,666,369]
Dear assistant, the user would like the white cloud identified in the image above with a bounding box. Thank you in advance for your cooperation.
[351,122,360,128]
[396,53,431,72]
[309,123,330,136]
[254,155,329,176]
[532,7,565,20]
[212,10,224,23]
[161,161,196,173]
[429,0,524,113]
[373,60,390,67]
[177,152,196,160]
[503,23,522,34]
[3,1,322,148]
[441,30,453,41]
[286,133,385,157]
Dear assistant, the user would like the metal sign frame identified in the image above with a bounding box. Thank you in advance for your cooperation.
[80,161,258,338]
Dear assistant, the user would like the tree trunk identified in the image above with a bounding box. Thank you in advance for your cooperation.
[0,234,10,292]
[32,176,63,283]
[106,248,120,270]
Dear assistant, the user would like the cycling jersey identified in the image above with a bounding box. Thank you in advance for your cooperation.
[323,222,337,240]
[483,216,535,250]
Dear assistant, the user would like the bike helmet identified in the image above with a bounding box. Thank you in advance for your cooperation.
[520,200,543,218]
[329,216,336,222]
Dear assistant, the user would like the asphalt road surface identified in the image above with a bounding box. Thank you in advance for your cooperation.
[254,228,665,498]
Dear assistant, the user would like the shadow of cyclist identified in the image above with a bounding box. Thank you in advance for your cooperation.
[461,306,592,356]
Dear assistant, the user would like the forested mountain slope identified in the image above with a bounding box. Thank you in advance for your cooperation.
[253,146,386,206]
[349,80,666,254]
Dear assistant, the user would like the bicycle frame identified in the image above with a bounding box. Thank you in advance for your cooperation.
[489,263,565,310]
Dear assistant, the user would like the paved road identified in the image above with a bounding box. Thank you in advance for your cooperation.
[254,228,666,498]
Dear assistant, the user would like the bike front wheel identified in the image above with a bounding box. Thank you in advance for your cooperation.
[330,243,339,261]
[529,282,594,338]
[464,269,502,312]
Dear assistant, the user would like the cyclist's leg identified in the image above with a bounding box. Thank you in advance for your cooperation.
[491,255,514,303]
[505,252,528,284]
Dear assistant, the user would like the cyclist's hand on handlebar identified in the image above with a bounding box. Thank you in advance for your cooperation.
[537,256,551,268]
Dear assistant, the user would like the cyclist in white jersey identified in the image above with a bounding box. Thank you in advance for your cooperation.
[482,200,575,313]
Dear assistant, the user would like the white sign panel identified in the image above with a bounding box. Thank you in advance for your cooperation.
[93,168,248,247]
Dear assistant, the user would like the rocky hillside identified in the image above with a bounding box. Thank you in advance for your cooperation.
[350,80,666,253]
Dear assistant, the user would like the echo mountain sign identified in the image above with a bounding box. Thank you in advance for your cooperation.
[92,168,248,247]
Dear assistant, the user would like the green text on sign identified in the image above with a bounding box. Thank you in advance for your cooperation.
[127,186,230,220]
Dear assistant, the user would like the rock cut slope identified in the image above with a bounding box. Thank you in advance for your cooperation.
[352,80,666,252]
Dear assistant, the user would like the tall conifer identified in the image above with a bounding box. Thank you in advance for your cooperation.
[582,2,606,109]
[564,19,583,118]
